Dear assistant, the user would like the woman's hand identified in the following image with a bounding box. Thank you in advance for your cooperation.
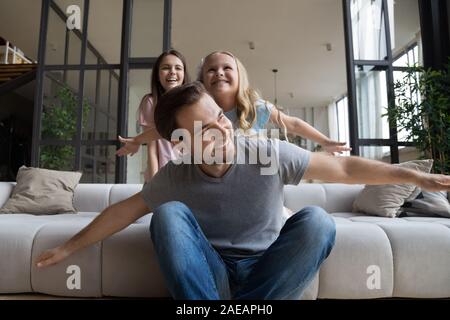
[36,246,72,268]
[322,140,352,155]
[116,136,140,156]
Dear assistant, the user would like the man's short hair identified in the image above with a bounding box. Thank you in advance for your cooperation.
[154,81,208,140]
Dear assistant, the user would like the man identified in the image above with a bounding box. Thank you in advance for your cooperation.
[36,82,450,300]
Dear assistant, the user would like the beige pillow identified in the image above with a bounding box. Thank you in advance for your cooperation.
[0,166,82,214]
[352,159,434,218]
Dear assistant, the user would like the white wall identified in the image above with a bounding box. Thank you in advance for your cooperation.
[126,88,146,183]
[0,0,42,61]
[392,0,421,54]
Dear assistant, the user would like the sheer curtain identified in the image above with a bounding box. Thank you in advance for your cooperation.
[351,0,395,60]
[328,98,350,156]
[327,102,338,142]
[357,70,387,159]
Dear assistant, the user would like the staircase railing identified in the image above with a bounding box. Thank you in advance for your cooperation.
[0,40,35,65]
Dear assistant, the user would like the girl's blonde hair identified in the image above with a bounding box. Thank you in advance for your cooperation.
[198,51,260,130]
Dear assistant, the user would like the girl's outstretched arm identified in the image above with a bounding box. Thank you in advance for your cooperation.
[269,108,352,154]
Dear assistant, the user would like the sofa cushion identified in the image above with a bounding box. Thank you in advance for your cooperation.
[73,184,113,213]
[0,216,47,293]
[352,159,434,218]
[0,166,82,215]
[318,222,394,299]
[284,183,364,213]
[101,221,169,298]
[0,182,14,208]
[377,222,450,298]
[31,220,102,297]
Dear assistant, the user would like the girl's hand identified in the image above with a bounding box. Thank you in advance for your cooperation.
[322,140,352,155]
[116,135,140,156]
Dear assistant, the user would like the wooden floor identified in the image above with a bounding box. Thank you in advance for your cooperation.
[0,293,169,300]
[0,294,126,300]
[0,294,80,300]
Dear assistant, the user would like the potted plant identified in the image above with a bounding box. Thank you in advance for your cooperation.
[40,85,91,170]
[385,60,450,175]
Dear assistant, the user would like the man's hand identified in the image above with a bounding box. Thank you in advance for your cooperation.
[36,245,72,268]
[321,140,352,155]
[304,153,450,192]
[416,172,450,192]
[116,135,140,156]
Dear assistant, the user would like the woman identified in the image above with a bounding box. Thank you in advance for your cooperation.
[118,49,190,181]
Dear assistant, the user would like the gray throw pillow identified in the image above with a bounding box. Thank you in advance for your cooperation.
[0,166,82,214]
[352,159,434,218]
[402,191,450,218]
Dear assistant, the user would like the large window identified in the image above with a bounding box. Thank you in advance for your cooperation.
[32,0,170,183]
[343,0,421,163]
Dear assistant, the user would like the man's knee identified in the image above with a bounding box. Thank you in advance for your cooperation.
[293,206,336,249]
[150,201,193,236]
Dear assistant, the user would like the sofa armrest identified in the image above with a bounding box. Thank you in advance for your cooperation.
[0,182,15,208]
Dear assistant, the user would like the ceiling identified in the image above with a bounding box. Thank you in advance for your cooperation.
[172,0,347,109]
[0,0,420,109]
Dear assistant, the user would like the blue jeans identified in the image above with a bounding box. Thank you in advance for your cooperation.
[150,201,336,300]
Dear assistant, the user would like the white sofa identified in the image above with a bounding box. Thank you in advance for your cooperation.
[0,182,449,299]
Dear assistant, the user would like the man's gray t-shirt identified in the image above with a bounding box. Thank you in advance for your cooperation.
[141,137,311,257]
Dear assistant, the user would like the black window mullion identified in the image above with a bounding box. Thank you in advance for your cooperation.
[353,60,390,66]
[163,0,172,51]
[117,0,132,183]
[74,0,90,171]
[32,0,51,167]
[382,0,399,163]
[63,26,69,82]
[107,72,112,141]
[343,0,359,156]
[44,64,121,70]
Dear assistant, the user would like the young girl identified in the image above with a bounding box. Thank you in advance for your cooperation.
[198,51,351,152]
[118,50,190,181]
[117,51,350,159]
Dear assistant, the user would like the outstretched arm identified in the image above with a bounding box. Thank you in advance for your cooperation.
[270,108,352,154]
[36,193,151,268]
[116,127,162,157]
[304,152,450,192]
[145,141,159,181]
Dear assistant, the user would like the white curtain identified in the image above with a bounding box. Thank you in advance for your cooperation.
[327,102,339,142]
[327,98,351,157]
[351,0,395,60]
[357,70,388,160]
